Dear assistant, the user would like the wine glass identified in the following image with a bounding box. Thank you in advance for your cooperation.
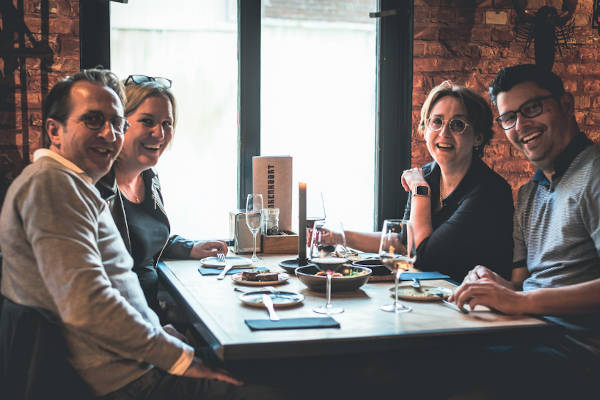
[379,219,414,313]
[245,194,263,264]
[310,219,347,315]
[306,191,326,250]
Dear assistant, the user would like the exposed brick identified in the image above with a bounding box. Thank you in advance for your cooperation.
[413,42,425,57]
[414,25,439,41]
[491,27,513,43]
[574,96,590,109]
[583,80,600,92]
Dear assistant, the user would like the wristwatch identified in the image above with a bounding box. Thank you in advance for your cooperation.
[413,185,429,197]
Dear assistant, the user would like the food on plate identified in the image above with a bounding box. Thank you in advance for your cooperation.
[314,268,367,278]
[240,270,279,282]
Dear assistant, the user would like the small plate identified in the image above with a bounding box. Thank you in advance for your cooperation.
[390,285,453,301]
[200,255,252,269]
[239,290,304,308]
[231,272,289,286]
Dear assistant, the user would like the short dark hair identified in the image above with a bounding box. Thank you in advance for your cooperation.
[42,68,126,145]
[419,80,494,158]
[489,64,565,105]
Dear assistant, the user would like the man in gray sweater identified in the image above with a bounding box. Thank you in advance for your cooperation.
[0,69,278,399]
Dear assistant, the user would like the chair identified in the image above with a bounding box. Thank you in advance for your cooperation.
[0,298,93,400]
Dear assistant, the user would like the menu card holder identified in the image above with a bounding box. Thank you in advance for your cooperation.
[252,156,292,232]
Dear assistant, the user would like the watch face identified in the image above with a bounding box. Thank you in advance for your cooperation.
[416,186,429,196]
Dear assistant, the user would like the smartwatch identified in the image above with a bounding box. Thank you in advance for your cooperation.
[413,185,429,197]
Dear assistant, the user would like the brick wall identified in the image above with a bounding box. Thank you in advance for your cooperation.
[0,0,79,201]
[413,0,600,195]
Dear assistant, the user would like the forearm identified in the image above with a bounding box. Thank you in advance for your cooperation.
[521,279,600,315]
[409,195,433,247]
[345,230,380,253]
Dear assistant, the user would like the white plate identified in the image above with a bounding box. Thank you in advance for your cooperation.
[231,272,289,286]
[239,290,304,308]
[200,255,252,269]
[389,285,453,302]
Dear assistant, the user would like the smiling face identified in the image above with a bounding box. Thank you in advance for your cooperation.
[424,96,482,171]
[46,81,124,183]
[496,81,574,173]
[119,95,174,170]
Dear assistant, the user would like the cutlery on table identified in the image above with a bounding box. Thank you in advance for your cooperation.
[216,252,233,280]
[411,278,423,292]
[435,292,469,314]
[262,294,280,321]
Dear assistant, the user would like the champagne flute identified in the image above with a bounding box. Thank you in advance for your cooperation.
[310,219,346,315]
[379,219,414,313]
[245,194,263,264]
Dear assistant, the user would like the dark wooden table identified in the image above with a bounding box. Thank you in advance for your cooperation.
[158,255,557,364]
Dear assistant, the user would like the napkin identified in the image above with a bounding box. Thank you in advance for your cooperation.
[399,271,450,280]
[198,266,269,276]
[245,317,340,331]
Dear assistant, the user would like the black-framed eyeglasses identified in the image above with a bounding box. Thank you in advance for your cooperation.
[78,111,129,135]
[496,95,554,130]
[125,74,172,88]
[426,116,471,135]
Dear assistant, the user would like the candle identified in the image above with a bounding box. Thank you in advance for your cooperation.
[298,182,307,261]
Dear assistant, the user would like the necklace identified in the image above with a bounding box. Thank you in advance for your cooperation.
[119,177,144,204]
[439,175,445,208]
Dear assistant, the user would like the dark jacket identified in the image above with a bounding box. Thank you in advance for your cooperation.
[0,298,93,400]
[403,158,514,282]
[96,168,195,265]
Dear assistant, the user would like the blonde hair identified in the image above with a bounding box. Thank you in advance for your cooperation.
[124,81,177,127]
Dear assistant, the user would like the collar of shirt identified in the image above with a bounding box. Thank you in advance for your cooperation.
[33,149,93,185]
[532,133,593,187]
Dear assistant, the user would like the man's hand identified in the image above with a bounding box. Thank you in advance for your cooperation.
[401,168,428,193]
[189,240,228,259]
[450,278,527,315]
[183,357,243,386]
[162,324,188,344]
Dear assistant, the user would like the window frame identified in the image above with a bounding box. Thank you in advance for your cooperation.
[82,0,413,232]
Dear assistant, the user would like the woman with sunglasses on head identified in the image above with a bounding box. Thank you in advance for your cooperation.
[97,75,227,315]
[346,81,514,282]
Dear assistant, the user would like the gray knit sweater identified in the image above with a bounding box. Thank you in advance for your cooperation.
[0,155,188,395]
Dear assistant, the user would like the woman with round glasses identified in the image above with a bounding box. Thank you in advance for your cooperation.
[346,81,514,282]
[97,75,227,315]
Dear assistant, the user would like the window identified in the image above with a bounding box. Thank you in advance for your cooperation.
[260,1,376,231]
[110,0,238,239]
[106,0,412,239]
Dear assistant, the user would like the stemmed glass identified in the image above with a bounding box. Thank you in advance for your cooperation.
[245,194,263,264]
[379,219,414,313]
[306,191,326,252]
[310,219,347,315]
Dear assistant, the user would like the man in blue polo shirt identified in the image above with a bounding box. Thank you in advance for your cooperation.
[451,64,599,396]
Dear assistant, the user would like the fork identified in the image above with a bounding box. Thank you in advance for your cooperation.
[411,278,423,292]
[216,252,233,280]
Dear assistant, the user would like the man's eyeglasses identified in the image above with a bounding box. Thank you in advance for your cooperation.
[426,116,471,135]
[79,111,129,135]
[496,95,554,130]
[125,75,172,88]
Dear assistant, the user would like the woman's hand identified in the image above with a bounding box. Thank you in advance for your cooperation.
[182,357,243,386]
[401,168,429,193]
[189,240,228,259]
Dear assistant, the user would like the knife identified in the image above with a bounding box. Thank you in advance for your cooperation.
[262,294,280,321]
[217,261,233,280]
[435,293,469,314]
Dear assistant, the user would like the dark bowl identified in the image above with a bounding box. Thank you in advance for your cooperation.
[295,265,372,292]
[351,259,392,276]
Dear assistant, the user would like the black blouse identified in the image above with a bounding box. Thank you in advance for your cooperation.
[403,157,514,282]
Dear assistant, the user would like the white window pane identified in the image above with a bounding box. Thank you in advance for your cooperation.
[110,0,237,240]
[261,1,377,232]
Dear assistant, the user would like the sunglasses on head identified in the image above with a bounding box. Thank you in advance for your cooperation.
[125,75,172,88]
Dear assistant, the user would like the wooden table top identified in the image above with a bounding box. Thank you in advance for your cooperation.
[158,255,555,362]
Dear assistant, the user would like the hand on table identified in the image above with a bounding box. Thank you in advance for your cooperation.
[401,168,428,193]
[183,357,243,386]
[190,240,228,259]
[449,277,527,315]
